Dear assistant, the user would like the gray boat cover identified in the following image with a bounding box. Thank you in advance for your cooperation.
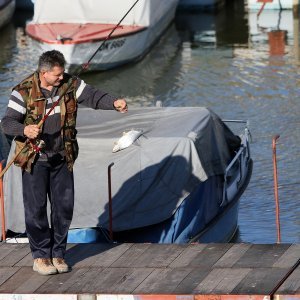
[2,107,240,233]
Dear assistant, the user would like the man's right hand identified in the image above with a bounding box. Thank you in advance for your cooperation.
[24,125,40,139]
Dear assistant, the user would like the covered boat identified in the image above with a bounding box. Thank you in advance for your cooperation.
[0,0,15,30]
[25,0,179,72]
[1,107,252,244]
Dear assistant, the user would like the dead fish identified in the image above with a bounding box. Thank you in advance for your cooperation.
[112,129,143,153]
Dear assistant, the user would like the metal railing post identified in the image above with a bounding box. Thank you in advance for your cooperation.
[0,161,6,241]
[272,135,281,243]
[108,163,114,242]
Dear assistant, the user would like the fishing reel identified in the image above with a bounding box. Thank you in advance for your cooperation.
[32,139,46,153]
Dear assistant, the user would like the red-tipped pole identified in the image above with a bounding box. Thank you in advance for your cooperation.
[108,163,114,241]
[0,161,6,241]
[272,135,281,243]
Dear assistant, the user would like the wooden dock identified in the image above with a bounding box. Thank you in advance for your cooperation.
[0,242,299,299]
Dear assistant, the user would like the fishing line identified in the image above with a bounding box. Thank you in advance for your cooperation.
[0,0,140,179]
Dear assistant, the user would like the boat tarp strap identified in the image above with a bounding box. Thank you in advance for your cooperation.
[2,107,240,233]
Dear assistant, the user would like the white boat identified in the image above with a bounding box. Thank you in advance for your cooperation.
[25,0,179,72]
[177,0,225,10]
[245,9,294,52]
[0,0,15,30]
[247,0,294,10]
[248,9,293,37]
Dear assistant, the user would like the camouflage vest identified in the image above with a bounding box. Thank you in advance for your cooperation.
[13,72,79,172]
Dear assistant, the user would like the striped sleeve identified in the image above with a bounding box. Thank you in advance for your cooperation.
[7,90,27,114]
[1,90,26,137]
[76,78,87,99]
[75,78,116,110]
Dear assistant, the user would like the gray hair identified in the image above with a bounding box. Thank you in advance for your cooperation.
[38,50,66,72]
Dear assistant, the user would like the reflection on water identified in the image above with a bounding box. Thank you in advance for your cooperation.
[82,24,183,107]
[0,1,299,243]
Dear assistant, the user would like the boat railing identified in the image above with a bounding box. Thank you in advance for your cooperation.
[220,121,251,207]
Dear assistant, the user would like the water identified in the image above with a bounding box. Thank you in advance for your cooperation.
[0,2,299,243]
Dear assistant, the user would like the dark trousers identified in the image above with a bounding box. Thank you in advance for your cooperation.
[22,156,74,259]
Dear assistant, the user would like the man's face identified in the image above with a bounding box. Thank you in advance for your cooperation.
[41,66,64,87]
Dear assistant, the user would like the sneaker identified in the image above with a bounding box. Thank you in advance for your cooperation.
[52,257,70,273]
[33,258,57,275]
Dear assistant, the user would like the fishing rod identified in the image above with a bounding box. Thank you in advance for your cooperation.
[0,0,140,179]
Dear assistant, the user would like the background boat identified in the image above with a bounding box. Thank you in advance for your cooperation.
[247,0,294,10]
[0,0,15,30]
[25,0,179,72]
[15,0,34,11]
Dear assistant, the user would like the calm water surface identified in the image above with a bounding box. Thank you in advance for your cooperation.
[0,2,299,243]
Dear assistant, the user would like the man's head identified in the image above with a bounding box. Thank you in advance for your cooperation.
[38,50,66,87]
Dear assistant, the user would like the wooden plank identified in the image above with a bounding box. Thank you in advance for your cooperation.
[169,243,207,268]
[275,265,300,295]
[186,243,233,268]
[193,268,251,294]
[0,267,20,286]
[173,268,212,294]
[100,268,155,294]
[13,267,51,293]
[66,267,130,293]
[110,243,152,267]
[0,243,26,261]
[272,244,300,268]
[36,267,92,293]
[66,243,133,268]
[0,244,31,267]
[233,244,291,268]
[133,268,193,294]
[15,252,33,267]
[65,267,110,293]
[232,268,290,295]
[114,244,186,268]
[0,267,48,293]
[213,243,252,268]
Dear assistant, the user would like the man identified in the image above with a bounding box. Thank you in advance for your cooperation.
[1,50,127,275]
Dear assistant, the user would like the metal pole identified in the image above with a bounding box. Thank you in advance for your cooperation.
[272,135,281,243]
[0,161,6,241]
[108,163,114,241]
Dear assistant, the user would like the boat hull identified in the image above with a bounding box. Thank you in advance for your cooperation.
[15,0,33,10]
[191,159,253,243]
[68,127,253,244]
[0,0,15,29]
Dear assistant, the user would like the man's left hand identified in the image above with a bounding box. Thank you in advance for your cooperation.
[113,99,128,113]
